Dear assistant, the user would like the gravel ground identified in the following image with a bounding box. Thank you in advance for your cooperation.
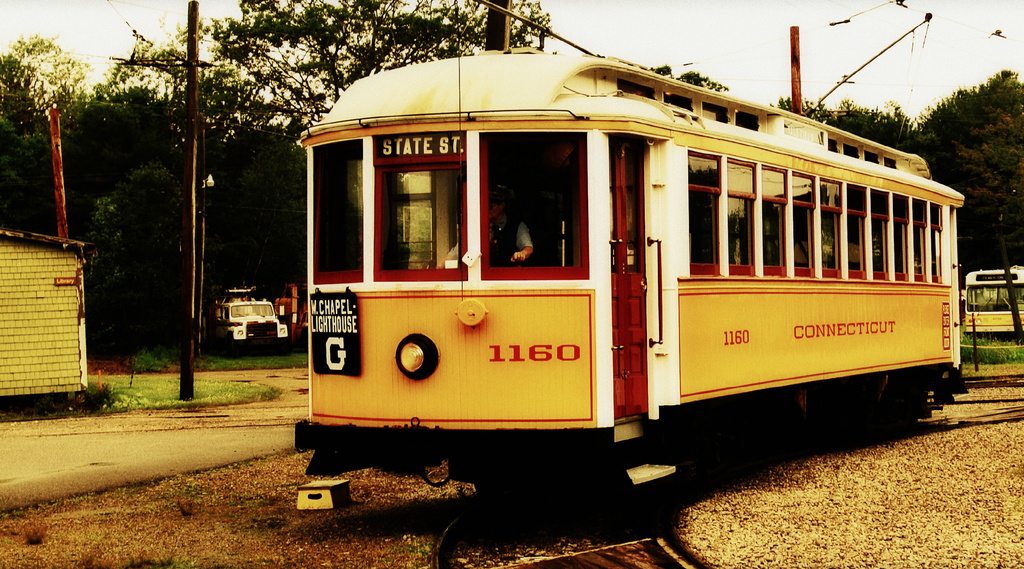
[678,388,1024,569]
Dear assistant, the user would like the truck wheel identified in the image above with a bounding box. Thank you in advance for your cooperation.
[228,340,241,358]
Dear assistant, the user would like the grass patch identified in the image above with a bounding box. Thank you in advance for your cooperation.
[960,332,1024,377]
[101,375,280,412]
[0,375,280,421]
[131,346,307,373]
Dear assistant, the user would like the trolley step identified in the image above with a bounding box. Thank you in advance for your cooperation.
[626,464,676,485]
[297,479,350,510]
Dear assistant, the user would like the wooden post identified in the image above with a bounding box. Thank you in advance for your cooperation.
[790,26,802,116]
[194,116,206,359]
[180,0,199,401]
[48,107,69,238]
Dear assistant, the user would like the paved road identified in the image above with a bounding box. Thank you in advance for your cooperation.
[0,367,308,511]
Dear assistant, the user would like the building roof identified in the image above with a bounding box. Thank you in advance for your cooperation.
[0,228,96,259]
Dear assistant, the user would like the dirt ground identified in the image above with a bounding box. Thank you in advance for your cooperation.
[5,358,475,568]
[1,450,476,569]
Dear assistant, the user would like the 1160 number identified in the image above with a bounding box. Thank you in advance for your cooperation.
[489,344,581,362]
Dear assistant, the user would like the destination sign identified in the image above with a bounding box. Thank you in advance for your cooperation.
[377,132,464,158]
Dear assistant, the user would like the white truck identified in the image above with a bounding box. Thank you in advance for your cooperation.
[209,289,289,356]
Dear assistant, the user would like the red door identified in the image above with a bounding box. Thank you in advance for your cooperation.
[610,139,648,418]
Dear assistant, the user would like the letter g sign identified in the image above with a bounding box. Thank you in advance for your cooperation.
[326,337,346,371]
[310,290,361,376]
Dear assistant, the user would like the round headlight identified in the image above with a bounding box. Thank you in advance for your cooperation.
[399,343,425,372]
[395,334,439,380]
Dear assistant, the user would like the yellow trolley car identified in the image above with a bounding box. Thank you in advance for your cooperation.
[296,51,964,486]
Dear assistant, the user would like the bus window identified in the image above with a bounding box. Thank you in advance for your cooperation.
[689,153,720,275]
[847,185,866,279]
[968,285,1024,313]
[792,174,814,277]
[820,179,841,277]
[314,141,363,283]
[480,133,588,280]
[761,167,786,276]
[727,160,755,275]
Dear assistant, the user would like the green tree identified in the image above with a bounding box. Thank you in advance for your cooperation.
[86,162,182,351]
[0,116,52,233]
[956,109,1024,342]
[212,0,548,121]
[0,35,91,135]
[910,71,1024,273]
[652,65,728,92]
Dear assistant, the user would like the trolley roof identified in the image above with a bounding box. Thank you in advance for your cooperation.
[307,51,961,203]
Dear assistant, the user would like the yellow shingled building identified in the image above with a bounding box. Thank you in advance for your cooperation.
[0,228,95,397]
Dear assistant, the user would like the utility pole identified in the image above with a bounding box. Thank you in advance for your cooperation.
[180,0,200,400]
[790,26,803,116]
[48,107,69,238]
[194,115,206,360]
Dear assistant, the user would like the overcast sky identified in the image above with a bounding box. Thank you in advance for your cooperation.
[3,0,1024,118]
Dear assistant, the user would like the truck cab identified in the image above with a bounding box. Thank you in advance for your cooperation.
[209,289,289,356]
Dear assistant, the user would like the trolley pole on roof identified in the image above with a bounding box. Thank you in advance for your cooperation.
[484,0,511,51]
[817,13,932,107]
[180,0,200,400]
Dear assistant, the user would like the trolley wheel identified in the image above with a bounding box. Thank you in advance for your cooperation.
[422,460,450,487]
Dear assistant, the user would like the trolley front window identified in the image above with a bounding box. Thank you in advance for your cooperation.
[314,141,363,283]
[379,168,462,278]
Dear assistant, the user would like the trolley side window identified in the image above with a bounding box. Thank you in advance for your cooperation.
[761,167,786,276]
[893,196,909,281]
[689,153,720,275]
[930,203,942,283]
[847,185,867,279]
[314,141,363,284]
[870,190,889,280]
[820,179,841,278]
[480,133,588,280]
[912,199,927,282]
[727,160,755,275]
[792,174,815,277]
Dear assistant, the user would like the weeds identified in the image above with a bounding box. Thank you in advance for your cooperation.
[175,497,198,517]
[0,384,114,420]
[961,334,1024,366]
[23,520,46,545]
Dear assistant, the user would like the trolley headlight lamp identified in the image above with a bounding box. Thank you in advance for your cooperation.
[395,334,439,380]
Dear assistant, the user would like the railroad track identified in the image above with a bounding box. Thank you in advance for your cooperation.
[431,388,1024,569]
